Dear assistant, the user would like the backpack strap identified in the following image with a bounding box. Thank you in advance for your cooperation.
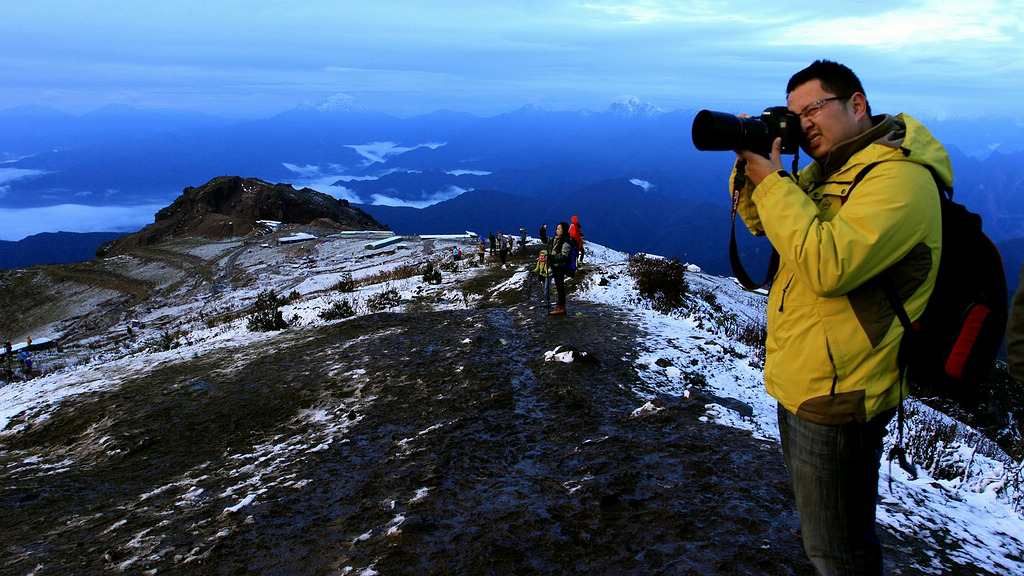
[846,160,923,480]
[879,272,919,480]
[729,160,780,290]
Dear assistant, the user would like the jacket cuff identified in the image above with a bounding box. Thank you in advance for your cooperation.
[752,170,790,203]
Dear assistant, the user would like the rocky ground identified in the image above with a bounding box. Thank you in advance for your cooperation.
[0,232,1009,575]
[2,297,819,575]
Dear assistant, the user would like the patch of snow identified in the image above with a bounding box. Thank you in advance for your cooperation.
[3,236,1021,574]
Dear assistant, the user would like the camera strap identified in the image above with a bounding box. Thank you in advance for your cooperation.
[730,160,779,290]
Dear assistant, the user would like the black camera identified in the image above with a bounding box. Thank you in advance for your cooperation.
[691,107,801,157]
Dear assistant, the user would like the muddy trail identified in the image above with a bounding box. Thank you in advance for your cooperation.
[2,295,931,574]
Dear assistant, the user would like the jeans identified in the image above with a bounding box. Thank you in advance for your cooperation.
[777,403,895,576]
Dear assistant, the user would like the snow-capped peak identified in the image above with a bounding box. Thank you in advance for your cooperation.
[606,97,663,118]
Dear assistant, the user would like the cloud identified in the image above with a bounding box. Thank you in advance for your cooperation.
[369,186,470,209]
[282,162,380,183]
[280,163,325,178]
[772,0,1016,47]
[280,163,380,204]
[346,142,447,165]
[0,168,49,198]
[581,1,672,24]
[446,170,492,176]
[281,162,482,207]
[319,186,364,204]
[0,167,47,184]
[630,178,653,192]
[2,2,1022,120]
[0,204,165,241]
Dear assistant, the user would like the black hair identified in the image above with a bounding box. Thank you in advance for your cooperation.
[787,60,871,115]
[554,221,571,250]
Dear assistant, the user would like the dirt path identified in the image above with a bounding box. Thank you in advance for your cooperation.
[0,299,819,575]
[0,257,952,575]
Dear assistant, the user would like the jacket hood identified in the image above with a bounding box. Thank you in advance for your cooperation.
[815,114,953,190]
[820,115,893,176]
[884,113,954,190]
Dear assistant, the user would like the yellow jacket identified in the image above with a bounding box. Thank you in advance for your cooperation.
[732,114,949,424]
[534,260,550,278]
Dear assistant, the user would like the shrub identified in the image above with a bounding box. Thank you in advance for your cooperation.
[684,371,708,388]
[626,254,689,314]
[320,299,356,320]
[357,264,419,287]
[422,262,442,285]
[901,401,1023,512]
[366,287,402,312]
[334,272,356,292]
[247,289,288,332]
[159,330,178,351]
[693,285,722,312]
[734,317,767,364]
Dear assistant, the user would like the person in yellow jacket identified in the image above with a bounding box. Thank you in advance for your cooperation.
[533,249,552,305]
[732,60,946,575]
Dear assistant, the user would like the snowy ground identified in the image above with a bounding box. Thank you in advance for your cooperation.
[2,237,1022,574]
[577,243,1024,576]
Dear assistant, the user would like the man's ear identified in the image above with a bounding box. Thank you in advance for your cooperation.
[849,92,870,121]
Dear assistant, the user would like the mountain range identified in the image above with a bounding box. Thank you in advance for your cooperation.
[1,101,1022,294]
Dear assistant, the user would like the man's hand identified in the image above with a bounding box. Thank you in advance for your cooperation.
[736,137,784,187]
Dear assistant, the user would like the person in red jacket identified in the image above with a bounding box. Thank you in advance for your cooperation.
[568,215,584,265]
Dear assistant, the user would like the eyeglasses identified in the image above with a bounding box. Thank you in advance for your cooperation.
[796,96,848,121]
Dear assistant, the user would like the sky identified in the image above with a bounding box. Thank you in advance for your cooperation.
[3,1,1024,120]
[2,1,1023,242]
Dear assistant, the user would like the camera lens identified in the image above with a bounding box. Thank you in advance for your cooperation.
[691,110,747,151]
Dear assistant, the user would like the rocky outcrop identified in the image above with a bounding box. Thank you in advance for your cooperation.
[97,176,388,256]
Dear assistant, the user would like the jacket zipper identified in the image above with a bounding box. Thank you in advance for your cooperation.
[778,276,794,312]
[827,344,838,396]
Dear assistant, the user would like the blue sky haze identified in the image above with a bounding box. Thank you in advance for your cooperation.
[3,1,1022,119]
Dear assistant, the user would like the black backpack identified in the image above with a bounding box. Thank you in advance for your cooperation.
[852,162,1008,395]
[851,162,1007,479]
[566,236,578,277]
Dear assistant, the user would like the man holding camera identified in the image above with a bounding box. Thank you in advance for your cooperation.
[730,60,949,574]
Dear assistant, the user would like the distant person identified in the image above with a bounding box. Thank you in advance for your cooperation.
[498,232,509,266]
[478,238,486,264]
[729,59,945,574]
[569,216,585,265]
[1008,263,1024,384]
[489,232,496,255]
[452,246,462,261]
[548,221,575,315]
[539,223,548,244]
[18,349,32,378]
[518,227,527,251]
[3,341,13,383]
[533,249,552,305]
